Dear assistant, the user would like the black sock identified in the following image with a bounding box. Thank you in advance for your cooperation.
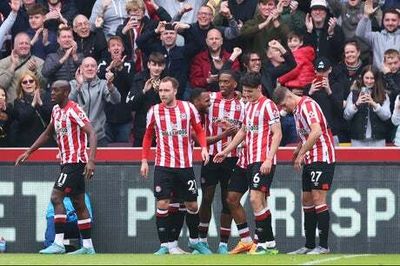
[198,222,208,240]
[168,204,179,243]
[78,218,92,239]
[175,204,186,241]
[186,209,199,239]
[54,214,66,234]
[303,206,317,249]
[220,227,231,244]
[254,208,273,243]
[156,208,170,245]
[316,204,330,249]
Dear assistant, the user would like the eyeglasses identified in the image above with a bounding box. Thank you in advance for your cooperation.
[22,79,35,85]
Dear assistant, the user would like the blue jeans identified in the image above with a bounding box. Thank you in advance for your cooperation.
[106,122,132,143]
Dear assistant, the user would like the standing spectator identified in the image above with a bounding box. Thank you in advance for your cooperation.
[344,65,391,146]
[190,29,241,92]
[391,95,400,146]
[42,26,83,85]
[73,14,108,61]
[0,86,13,147]
[10,71,54,147]
[0,0,20,52]
[381,49,400,110]
[304,0,345,64]
[26,3,58,60]
[98,36,135,144]
[69,57,121,146]
[155,0,206,24]
[126,52,165,147]
[89,0,128,39]
[279,0,306,32]
[240,0,289,56]
[0,32,46,104]
[74,0,96,18]
[38,0,78,31]
[356,0,400,70]
[10,0,36,41]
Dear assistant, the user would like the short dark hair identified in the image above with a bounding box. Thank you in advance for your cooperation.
[242,51,261,68]
[160,76,179,90]
[218,69,238,81]
[148,52,166,65]
[344,38,361,51]
[273,85,290,104]
[57,25,73,37]
[383,8,400,19]
[51,80,71,91]
[27,4,46,16]
[287,31,303,42]
[107,35,124,47]
[240,72,261,88]
[190,87,207,103]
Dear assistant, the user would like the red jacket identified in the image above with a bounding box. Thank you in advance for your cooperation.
[278,46,316,89]
[190,49,240,91]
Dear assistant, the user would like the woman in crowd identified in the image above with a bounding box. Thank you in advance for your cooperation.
[0,86,13,147]
[344,65,391,147]
[10,71,55,147]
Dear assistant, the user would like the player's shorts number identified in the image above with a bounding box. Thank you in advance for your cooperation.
[187,180,197,192]
[57,173,68,187]
[253,173,260,184]
[311,171,322,183]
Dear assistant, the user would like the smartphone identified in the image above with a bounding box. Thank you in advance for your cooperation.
[360,87,370,96]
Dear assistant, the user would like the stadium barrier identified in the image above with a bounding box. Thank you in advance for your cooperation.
[0,148,399,253]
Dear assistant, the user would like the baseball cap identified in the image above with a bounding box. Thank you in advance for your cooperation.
[310,0,328,9]
[314,57,332,72]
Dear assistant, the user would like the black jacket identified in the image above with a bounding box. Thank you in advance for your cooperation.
[75,28,108,62]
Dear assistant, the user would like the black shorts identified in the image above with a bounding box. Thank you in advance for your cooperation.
[302,162,335,192]
[228,165,248,194]
[153,166,198,202]
[247,162,275,196]
[54,163,86,195]
[200,156,238,189]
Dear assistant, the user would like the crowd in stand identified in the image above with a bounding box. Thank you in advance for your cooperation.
[0,0,399,148]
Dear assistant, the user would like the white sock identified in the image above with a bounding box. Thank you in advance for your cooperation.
[169,241,178,249]
[242,236,253,243]
[200,238,207,243]
[82,238,93,248]
[257,242,267,249]
[161,242,169,248]
[219,242,227,247]
[189,238,199,244]
[266,240,276,249]
[54,233,64,246]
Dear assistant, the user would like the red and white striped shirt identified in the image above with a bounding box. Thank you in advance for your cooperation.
[294,96,335,164]
[146,100,202,168]
[51,100,90,164]
[205,92,245,157]
[244,96,280,165]
[236,143,247,169]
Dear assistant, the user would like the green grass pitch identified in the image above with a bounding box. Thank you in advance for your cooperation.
[0,254,400,265]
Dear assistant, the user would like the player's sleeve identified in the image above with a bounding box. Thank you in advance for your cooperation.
[69,104,90,127]
[189,103,207,148]
[266,101,281,125]
[142,107,156,160]
[302,101,321,125]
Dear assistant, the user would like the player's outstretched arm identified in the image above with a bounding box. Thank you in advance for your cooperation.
[214,126,245,163]
[15,122,55,166]
[82,122,97,179]
[294,123,322,171]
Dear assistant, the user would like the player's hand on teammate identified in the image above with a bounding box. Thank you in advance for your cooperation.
[83,160,95,179]
[213,151,227,164]
[260,158,272,175]
[294,153,305,172]
[141,160,149,178]
[15,151,31,166]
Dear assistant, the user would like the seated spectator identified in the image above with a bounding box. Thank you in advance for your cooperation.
[126,52,165,147]
[356,1,400,70]
[90,0,128,39]
[190,28,241,92]
[73,14,108,61]
[391,95,400,146]
[382,49,400,110]
[69,57,121,146]
[0,0,20,51]
[0,86,13,147]
[304,0,345,64]
[42,26,83,85]
[304,57,344,145]
[240,0,289,56]
[44,193,93,252]
[9,71,55,147]
[98,36,135,144]
[0,32,46,104]
[26,3,58,60]
[344,65,391,146]
[116,0,171,72]
[242,51,262,73]
[38,0,78,32]
[278,31,315,96]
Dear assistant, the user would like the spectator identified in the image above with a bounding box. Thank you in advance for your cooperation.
[0,32,46,104]
[26,3,58,60]
[190,28,241,92]
[242,51,262,73]
[126,52,165,147]
[38,0,78,32]
[69,57,121,146]
[9,71,54,147]
[73,14,108,61]
[391,95,400,146]
[240,0,289,56]
[42,26,83,85]
[89,0,128,39]
[116,0,171,72]
[10,0,35,41]
[356,0,400,70]
[155,0,205,24]
[304,0,345,64]
[0,0,20,52]
[98,36,135,144]
[382,49,400,111]
[44,193,93,252]
[344,65,391,146]
[278,31,316,96]
[0,86,13,147]
[304,57,344,144]
[279,0,306,32]
[74,0,96,18]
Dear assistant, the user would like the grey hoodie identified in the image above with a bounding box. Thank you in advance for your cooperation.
[69,76,121,140]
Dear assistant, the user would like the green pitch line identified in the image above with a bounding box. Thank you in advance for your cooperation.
[0,254,399,265]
